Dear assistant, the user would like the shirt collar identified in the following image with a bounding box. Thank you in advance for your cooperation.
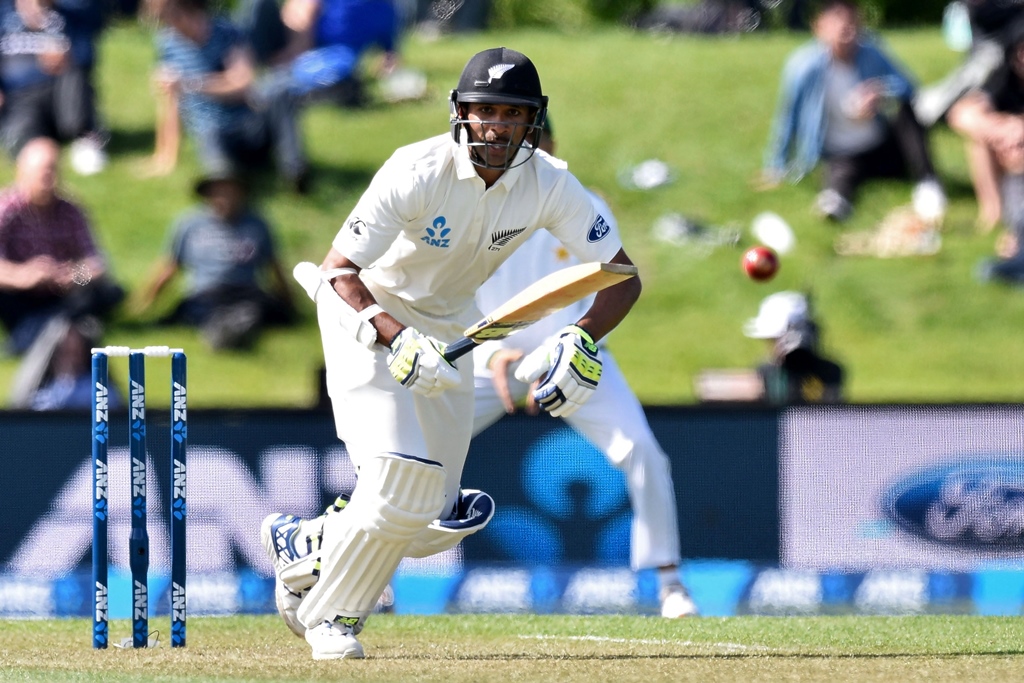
[453,139,529,189]
[453,139,479,180]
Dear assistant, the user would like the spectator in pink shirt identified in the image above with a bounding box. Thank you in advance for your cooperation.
[0,136,123,408]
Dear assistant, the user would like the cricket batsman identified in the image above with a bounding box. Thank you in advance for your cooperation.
[262,46,641,659]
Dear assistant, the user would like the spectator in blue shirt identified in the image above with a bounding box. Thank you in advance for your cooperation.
[761,0,945,223]
[284,0,398,104]
[238,0,400,108]
[148,0,310,193]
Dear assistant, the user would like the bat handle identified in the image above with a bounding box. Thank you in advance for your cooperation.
[443,337,477,363]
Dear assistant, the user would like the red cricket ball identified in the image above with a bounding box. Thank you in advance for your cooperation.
[741,245,780,282]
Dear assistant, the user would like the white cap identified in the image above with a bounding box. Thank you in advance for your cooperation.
[743,291,809,339]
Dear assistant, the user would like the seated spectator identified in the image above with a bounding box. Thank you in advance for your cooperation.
[914,0,1024,129]
[132,172,296,350]
[916,0,1024,233]
[147,0,310,193]
[743,291,844,405]
[761,0,946,224]
[0,0,109,175]
[0,137,124,409]
[950,26,1024,285]
[55,0,110,173]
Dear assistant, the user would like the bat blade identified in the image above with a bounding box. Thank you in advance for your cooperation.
[443,261,638,362]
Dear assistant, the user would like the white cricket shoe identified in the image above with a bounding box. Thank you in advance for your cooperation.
[660,585,699,618]
[306,619,365,660]
[275,582,307,637]
[261,513,311,637]
[262,501,374,638]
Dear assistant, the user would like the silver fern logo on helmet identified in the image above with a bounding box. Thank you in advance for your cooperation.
[475,63,515,86]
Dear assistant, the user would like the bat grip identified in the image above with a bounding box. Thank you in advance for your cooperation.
[443,337,477,363]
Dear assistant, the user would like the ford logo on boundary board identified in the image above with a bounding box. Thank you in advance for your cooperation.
[883,457,1024,551]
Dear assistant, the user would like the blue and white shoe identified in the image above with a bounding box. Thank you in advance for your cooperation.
[260,513,304,574]
[260,497,352,638]
[261,513,310,637]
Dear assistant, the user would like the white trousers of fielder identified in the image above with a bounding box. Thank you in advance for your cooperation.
[473,353,682,572]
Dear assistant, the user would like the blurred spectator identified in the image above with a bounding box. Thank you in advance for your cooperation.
[147,0,311,193]
[55,0,110,174]
[923,2,1024,232]
[950,26,1024,285]
[0,137,124,409]
[232,0,292,67]
[132,171,296,350]
[257,0,402,107]
[761,0,946,224]
[636,0,809,34]
[743,291,844,405]
[914,0,1024,128]
[634,1,762,35]
[0,0,109,175]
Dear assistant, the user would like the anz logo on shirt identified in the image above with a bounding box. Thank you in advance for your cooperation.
[422,216,451,248]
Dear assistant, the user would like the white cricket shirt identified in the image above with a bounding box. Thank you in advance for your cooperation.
[333,133,622,319]
[472,192,618,371]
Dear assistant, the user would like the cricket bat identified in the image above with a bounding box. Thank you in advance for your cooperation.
[442,261,638,362]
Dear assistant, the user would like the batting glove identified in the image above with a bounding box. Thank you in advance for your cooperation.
[515,325,602,418]
[387,327,461,397]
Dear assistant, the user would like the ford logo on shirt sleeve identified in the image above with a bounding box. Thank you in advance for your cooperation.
[587,215,610,243]
[883,458,1024,551]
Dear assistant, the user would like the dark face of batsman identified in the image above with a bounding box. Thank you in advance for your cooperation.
[450,47,548,171]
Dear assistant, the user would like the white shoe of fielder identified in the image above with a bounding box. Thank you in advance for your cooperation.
[660,585,699,618]
[306,619,365,660]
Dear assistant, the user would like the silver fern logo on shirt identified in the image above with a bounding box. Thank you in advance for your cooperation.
[488,227,526,251]
[347,218,366,239]
[422,216,451,248]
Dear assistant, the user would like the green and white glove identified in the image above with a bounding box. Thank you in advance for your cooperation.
[387,327,461,397]
[515,325,602,418]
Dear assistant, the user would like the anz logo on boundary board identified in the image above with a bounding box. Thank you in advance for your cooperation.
[422,216,451,248]
[480,428,632,564]
[883,456,1024,551]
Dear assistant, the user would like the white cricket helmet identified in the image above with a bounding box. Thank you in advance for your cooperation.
[744,291,809,339]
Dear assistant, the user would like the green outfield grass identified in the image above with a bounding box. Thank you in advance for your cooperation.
[2,614,1024,682]
[1,22,1021,408]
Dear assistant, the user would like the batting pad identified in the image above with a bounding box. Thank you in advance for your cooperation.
[297,453,447,626]
[405,489,495,558]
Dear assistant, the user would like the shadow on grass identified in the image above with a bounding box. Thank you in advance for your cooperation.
[303,162,378,194]
[106,126,154,156]
[105,125,377,198]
